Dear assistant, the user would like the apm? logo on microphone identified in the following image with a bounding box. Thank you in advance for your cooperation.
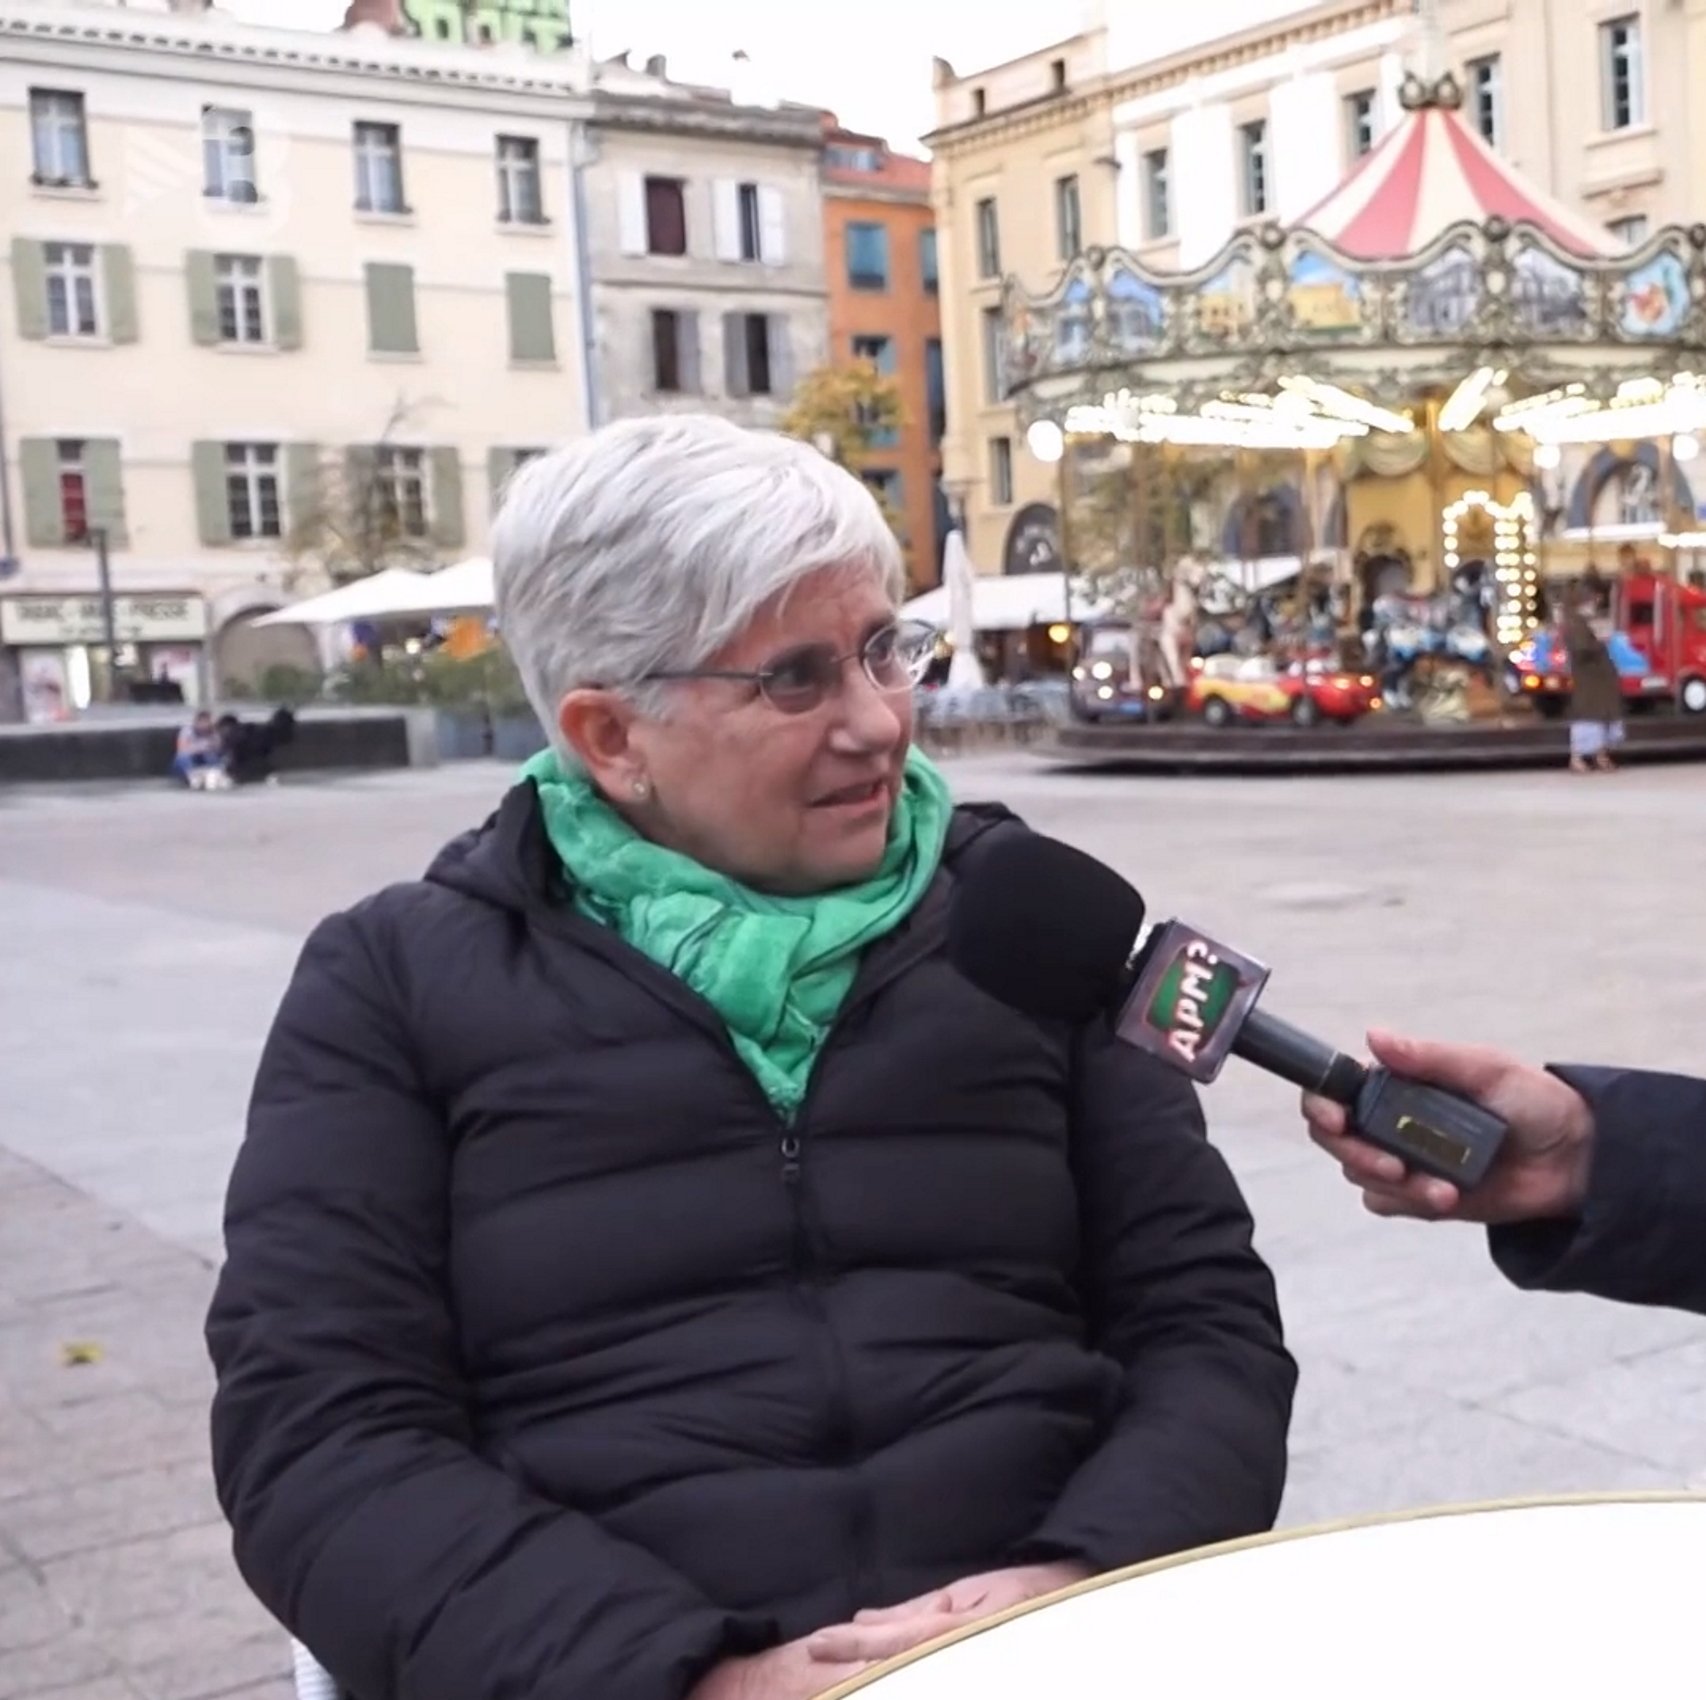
[1115,922,1271,1084]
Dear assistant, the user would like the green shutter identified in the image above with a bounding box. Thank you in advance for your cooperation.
[505,271,556,364]
[344,445,380,557]
[19,439,65,547]
[364,261,418,354]
[83,439,128,547]
[487,446,516,509]
[185,250,220,345]
[11,239,48,341]
[429,447,465,551]
[285,442,322,542]
[192,442,233,545]
[269,255,303,350]
[102,246,138,344]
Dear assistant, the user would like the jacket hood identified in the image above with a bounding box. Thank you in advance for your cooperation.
[423,779,1019,916]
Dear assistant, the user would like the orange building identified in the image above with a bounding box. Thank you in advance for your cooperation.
[822,122,944,590]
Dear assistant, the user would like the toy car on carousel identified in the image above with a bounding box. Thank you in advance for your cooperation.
[1188,655,1382,728]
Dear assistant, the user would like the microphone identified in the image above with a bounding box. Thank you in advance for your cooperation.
[949,832,1507,1189]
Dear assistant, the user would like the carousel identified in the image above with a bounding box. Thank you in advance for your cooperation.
[1003,58,1706,753]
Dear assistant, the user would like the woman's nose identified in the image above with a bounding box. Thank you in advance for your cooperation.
[827,663,904,752]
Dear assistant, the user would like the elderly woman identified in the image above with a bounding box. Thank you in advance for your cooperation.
[207,415,1294,1700]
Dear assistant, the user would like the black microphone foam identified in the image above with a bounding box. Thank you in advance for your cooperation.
[949,831,1146,1024]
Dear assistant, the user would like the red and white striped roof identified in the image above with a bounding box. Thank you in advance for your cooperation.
[1294,101,1619,261]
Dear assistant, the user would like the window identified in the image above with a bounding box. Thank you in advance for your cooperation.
[353,121,405,213]
[645,176,687,255]
[846,221,890,290]
[497,135,544,224]
[1054,174,1082,260]
[852,335,896,445]
[1608,214,1650,247]
[1600,16,1644,131]
[375,446,428,538]
[920,228,939,293]
[1143,149,1171,240]
[980,305,1005,404]
[738,182,762,262]
[215,254,266,344]
[1239,119,1269,218]
[203,106,257,203]
[652,308,683,392]
[972,88,987,117]
[925,337,945,444]
[861,468,902,518]
[990,436,1014,506]
[44,242,99,338]
[826,143,880,171]
[744,313,773,395]
[976,197,1000,278]
[226,442,281,540]
[30,89,90,187]
[58,440,89,543]
[1468,55,1503,147]
[1345,90,1376,161]
[1050,59,1067,93]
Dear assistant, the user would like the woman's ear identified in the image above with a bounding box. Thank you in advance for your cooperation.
[557,689,645,800]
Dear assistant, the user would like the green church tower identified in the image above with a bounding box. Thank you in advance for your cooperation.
[400,0,572,52]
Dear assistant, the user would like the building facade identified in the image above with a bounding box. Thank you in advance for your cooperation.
[933,0,1706,576]
[822,122,942,590]
[579,56,828,433]
[0,0,592,717]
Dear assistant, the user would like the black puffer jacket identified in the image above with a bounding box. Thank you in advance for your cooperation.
[207,785,1295,1700]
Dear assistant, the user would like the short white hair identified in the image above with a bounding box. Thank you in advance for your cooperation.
[492,414,906,756]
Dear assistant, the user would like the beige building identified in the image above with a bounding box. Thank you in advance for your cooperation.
[581,56,829,429]
[933,0,1706,576]
[0,0,591,714]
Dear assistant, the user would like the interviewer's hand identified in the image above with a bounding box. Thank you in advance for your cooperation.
[1303,1030,1595,1225]
[805,1562,1090,1666]
[687,1640,868,1700]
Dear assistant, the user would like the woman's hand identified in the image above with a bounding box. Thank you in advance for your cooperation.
[1303,1030,1596,1224]
[688,1640,868,1700]
[804,1562,1091,1666]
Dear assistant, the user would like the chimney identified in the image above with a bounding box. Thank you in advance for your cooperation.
[341,0,405,31]
[644,53,667,78]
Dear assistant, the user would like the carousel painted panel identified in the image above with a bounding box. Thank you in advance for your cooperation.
[1508,241,1597,341]
[1284,247,1375,343]
[1616,248,1694,342]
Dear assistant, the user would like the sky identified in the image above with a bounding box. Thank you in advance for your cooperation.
[220,0,1086,151]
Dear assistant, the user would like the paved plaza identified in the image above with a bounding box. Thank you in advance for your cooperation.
[3,753,1704,1699]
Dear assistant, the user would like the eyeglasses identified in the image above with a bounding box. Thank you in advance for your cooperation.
[640,619,940,716]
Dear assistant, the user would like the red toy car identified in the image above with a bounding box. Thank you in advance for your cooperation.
[1188,655,1381,727]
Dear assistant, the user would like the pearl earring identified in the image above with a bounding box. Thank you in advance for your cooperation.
[632,777,651,801]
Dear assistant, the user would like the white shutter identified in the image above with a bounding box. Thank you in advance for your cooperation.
[712,180,742,261]
[679,310,702,393]
[758,185,787,266]
[617,172,648,256]
[768,315,794,398]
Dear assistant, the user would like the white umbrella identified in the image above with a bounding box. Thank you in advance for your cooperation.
[939,530,986,689]
[254,567,432,627]
[382,556,496,616]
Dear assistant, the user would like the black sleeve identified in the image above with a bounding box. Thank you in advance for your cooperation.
[206,910,768,1700]
[1489,1065,1706,1317]
[1013,1025,1297,1572]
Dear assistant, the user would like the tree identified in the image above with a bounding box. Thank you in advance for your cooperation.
[285,394,448,589]
[781,361,907,538]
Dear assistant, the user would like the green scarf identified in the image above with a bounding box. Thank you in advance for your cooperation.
[521,745,954,1119]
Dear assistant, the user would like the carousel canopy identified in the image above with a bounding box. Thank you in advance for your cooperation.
[1296,95,1620,263]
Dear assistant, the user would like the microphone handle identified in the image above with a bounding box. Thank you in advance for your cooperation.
[1231,1007,1369,1105]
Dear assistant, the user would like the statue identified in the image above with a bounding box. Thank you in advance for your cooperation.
[1157,557,1206,687]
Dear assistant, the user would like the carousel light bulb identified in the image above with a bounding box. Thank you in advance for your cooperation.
[1026,420,1066,464]
[1675,434,1702,463]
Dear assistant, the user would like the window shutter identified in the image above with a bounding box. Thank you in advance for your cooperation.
[505,271,556,363]
[83,439,129,548]
[723,313,749,398]
[617,172,648,255]
[192,441,233,546]
[712,180,741,261]
[364,261,419,354]
[185,250,220,346]
[269,255,303,350]
[487,446,517,510]
[758,186,787,266]
[285,442,322,543]
[678,310,701,393]
[768,316,794,399]
[344,445,379,549]
[429,447,466,551]
[102,245,139,344]
[11,239,48,341]
[19,439,65,547]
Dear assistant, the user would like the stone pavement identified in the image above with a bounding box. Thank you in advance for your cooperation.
[3,755,1704,1698]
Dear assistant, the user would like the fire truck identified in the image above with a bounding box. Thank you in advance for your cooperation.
[1507,571,1706,717]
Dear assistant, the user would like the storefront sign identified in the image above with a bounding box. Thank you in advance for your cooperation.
[1003,504,1063,577]
[0,593,208,646]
